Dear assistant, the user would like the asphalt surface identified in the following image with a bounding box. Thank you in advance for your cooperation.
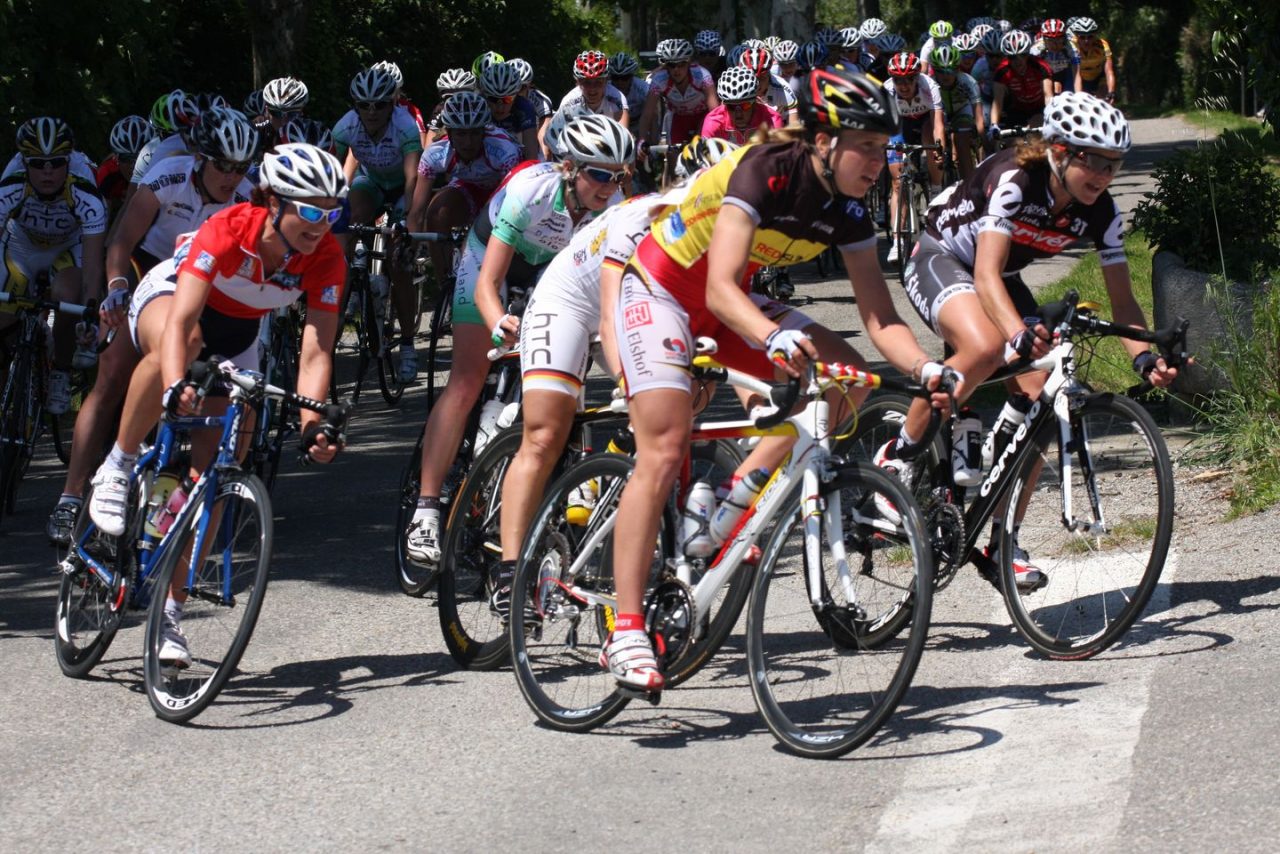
[3,117,1278,853]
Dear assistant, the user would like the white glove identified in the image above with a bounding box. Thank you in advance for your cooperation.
[764,327,811,364]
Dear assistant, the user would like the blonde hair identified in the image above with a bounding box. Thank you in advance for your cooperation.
[1014,131,1050,167]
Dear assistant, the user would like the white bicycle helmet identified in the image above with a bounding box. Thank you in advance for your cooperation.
[436,68,477,94]
[560,115,635,166]
[860,18,888,41]
[970,23,994,43]
[263,76,309,111]
[260,143,348,199]
[507,57,534,85]
[1069,17,1099,35]
[1042,91,1131,152]
[1000,30,1033,56]
[349,66,397,103]
[836,26,862,50]
[717,66,759,103]
[194,106,258,163]
[371,61,404,93]
[16,116,74,157]
[773,40,799,63]
[656,38,694,64]
[109,115,155,157]
[440,92,491,129]
[479,62,522,98]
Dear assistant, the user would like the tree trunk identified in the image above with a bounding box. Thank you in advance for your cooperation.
[246,0,309,86]
[770,0,814,40]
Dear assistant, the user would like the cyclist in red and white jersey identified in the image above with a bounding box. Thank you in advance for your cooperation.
[637,39,718,147]
[737,45,798,124]
[989,30,1054,137]
[701,67,782,146]
[883,51,945,263]
[558,51,630,126]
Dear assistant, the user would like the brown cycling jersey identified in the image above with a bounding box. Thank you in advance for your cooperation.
[924,148,1125,273]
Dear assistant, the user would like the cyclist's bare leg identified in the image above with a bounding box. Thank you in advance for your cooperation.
[113,295,201,456]
[612,387,692,615]
[954,130,976,180]
[60,331,141,498]
[498,388,578,561]
[390,255,416,343]
[425,186,472,289]
[887,161,904,238]
[416,322,492,496]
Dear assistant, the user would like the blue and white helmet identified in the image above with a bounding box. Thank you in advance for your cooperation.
[260,143,348,199]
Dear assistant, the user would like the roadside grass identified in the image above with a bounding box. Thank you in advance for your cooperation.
[1175,109,1280,173]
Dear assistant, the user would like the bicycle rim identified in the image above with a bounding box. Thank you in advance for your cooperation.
[395,432,435,597]
[1000,394,1174,659]
[747,463,934,758]
[143,474,273,723]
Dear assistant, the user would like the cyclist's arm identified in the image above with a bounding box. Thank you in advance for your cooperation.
[297,306,339,434]
[931,107,945,153]
[342,148,358,184]
[990,82,1006,127]
[973,229,1043,346]
[1100,262,1176,386]
[703,204,783,348]
[704,84,720,112]
[1104,55,1117,98]
[105,186,160,284]
[520,127,539,161]
[161,270,212,390]
[407,170,434,233]
[1041,74,1054,106]
[618,105,631,131]
[1073,64,1083,93]
[401,151,420,216]
[636,89,661,142]
[474,234,518,332]
[844,246,939,381]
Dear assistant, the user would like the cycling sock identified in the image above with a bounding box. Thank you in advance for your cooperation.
[614,612,646,633]
[891,426,920,456]
[164,597,183,621]
[57,494,83,506]
[415,495,441,510]
[104,442,138,472]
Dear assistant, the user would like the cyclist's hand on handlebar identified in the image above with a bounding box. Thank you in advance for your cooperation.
[99,287,129,330]
[986,124,1000,141]
[162,378,202,417]
[490,313,519,348]
[1005,322,1051,364]
[764,327,817,378]
[930,148,945,164]
[1134,351,1180,389]
[919,361,964,409]
[301,422,342,464]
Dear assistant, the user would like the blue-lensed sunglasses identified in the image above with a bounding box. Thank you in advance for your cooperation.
[290,200,343,225]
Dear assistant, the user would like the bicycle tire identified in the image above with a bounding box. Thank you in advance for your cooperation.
[375,289,406,406]
[436,426,526,669]
[999,393,1174,660]
[49,411,70,465]
[394,430,435,597]
[0,346,35,520]
[142,473,273,723]
[746,462,934,759]
[425,283,453,410]
[509,453,654,731]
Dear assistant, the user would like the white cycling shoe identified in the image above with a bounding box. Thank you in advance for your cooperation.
[87,467,131,537]
[599,631,664,693]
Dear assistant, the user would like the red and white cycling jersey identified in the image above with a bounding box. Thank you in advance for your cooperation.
[417,129,521,188]
[993,57,1054,112]
[646,65,715,115]
[175,203,346,320]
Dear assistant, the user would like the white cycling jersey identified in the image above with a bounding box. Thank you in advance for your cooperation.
[761,74,798,115]
[132,133,190,183]
[136,155,253,261]
[0,174,106,247]
[2,150,97,184]
[332,107,423,190]
[646,65,716,114]
[884,73,943,119]
[417,129,521,186]
[558,85,629,121]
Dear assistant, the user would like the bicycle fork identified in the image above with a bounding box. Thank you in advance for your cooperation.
[1054,395,1107,537]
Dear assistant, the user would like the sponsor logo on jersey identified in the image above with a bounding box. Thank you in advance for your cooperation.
[662,210,687,243]
[767,175,789,194]
[844,199,865,220]
[573,248,588,265]
[320,285,340,306]
[236,257,256,278]
[589,227,608,256]
[1008,220,1074,253]
[933,197,976,229]
[193,251,216,274]
[624,302,652,329]
[662,337,688,361]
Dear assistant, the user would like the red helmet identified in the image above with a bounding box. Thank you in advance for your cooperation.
[737,46,773,77]
[573,50,609,80]
[1040,18,1066,39]
[887,52,922,77]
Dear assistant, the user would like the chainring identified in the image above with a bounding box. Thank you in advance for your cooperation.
[926,500,966,589]
[644,578,698,671]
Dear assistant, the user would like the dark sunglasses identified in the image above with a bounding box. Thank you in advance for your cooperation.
[663,60,690,69]
[486,95,515,105]
[290,200,343,225]
[726,100,755,112]
[210,158,252,175]
[1067,146,1123,176]
[611,75,634,84]
[355,100,392,111]
[581,166,628,184]
[268,108,301,120]
[26,156,68,171]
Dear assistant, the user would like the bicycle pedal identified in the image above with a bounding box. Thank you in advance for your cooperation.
[616,685,662,705]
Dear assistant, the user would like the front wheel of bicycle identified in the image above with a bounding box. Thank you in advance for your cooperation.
[436,426,525,669]
[143,473,273,723]
[999,393,1174,660]
[747,462,934,758]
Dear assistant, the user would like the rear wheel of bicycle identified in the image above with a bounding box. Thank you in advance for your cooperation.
[436,426,525,669]
[510,453,674,731]
[143,473,272,723]
[747,462,934,758]
[999,393,1174,660]
[394,430,435,597]
[425,283,453,410]
[0,351,35,520]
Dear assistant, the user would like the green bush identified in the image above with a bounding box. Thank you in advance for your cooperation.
[1131,131,1280,282]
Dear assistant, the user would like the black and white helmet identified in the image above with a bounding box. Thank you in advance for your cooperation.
[436,68,477,94]
[836,26,862,50]
[440,92,491,129]
[860,18,888,41]
[560,115,635,167]
[1042,91,1131,153]
[717,66,759,103]
[656,38,694,64]
[109,115,155,157]
[507,57,534,85]
[194,106,258,163]
[479,62,522,99]
[773,40,799,63]
[371,61,404,93]
[1000,30,1033,56]
[609,52,641,76]
[260,143,348,199]
[263,77,309,111]
[1069,17,1099,35]
[349,66,398,103]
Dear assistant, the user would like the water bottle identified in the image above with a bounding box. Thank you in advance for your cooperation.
[474,398,506,455]
[951,408,984,487]
[149,475,195,537]
[143,470,181,538]
[709,468,771,544]
[680,480,717,558]
[981,394,1033,471]
[496,401,520,431]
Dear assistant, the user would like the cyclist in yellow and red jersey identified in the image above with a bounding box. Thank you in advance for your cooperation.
[1069,17,1116,102]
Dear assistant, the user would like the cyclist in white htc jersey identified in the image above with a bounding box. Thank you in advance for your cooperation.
[333,65,424,380]
[44,109,257,544]
[403,116,632,572]
[1,117,107,417]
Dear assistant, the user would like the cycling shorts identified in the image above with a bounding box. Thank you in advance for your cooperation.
[901,232,1037,336]
[944,109,975,132]
[350,175,408,221]
[887,115,928,165]
[438,179,492,220]
[615,265,813,398]
[452,233,544,327]
[128,271,260,370]
[1,229,80,313]
[1080,76,1107,95]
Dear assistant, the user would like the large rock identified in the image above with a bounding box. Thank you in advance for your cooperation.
[1151,250,1253,397]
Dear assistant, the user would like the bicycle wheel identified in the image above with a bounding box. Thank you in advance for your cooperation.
[747,462,934,758]
[999,393,1174,660]
[0,348,34,520]
[436,426,526,669]
[424,283,453,409]
[509,453,669,731]
[143,473,273,723]
[375,294,406,407]
[393,431,435,597]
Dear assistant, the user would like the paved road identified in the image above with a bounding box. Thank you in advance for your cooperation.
[3,117,1278,852]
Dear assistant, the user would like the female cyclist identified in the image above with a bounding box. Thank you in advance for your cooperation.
[603,67,953,693]
[889,92,1177,590]
[403,115,632,568]
[700,66,782,146]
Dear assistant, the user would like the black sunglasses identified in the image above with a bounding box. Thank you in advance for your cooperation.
[209,158,252,175]
[355,100,392,111]
[26,156,68,171]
